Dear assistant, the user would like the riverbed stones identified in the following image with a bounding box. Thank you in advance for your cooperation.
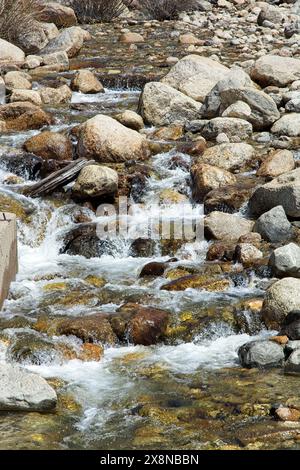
[251,55,300,87]
[126,306,169,346]
[269,243,300,278]
[141,82,202,126]
[204,183,254,214]
[40,26,90,58]
[161,54,230,103]
[10,89,42,106]
[257,149,295,178]
[77,114,150,163]
[116,110,144,131]
[253,206,293,243]
[57,314,117,345]
[23,131,73,161]
[262,278,300,329]
[0,147,42,179]
[72,165,118,199]
[249,168,300,218]
[0,102,53,132]
[39,85,72,105]
[204,212,254,241]
[200,117,252,141]
[160,274,231,292]
[191,162,236,201]
[0,363,57,411]
[0,38,25,64]
[119,32,144,43]
[238,340,285,368]
[271,113,300,137]
[222,101,251,120]
[198,143,255,171]
[4,71,32,91]
[70,70,104,94]
[235,243,263,266]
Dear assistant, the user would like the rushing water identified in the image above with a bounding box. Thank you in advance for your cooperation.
[1,87,296,451]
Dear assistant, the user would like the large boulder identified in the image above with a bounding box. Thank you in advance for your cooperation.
[0,102,53,132]
[70,70,104,94]
[10,90,42,106]
[23,131,73,161]
[249,168,300,218]
[191,162,236,201]
[238,340,284,368]
[161,54,230,102]
[39,85,72,105]
[72,165,118,199]
[141,82,202,126]
[198,143,255,171]
[257,3,286,26]
[251,55,300,87]
[77,114,150,163]
[39,2,77,27]
[0,38,25,63]
[16,22,49,54]
[271,113,300,137]
[40,26,90,58]
[0,363,57,411]
[269,243,300,278]
[253,206,293,243]
[204,211,254,241]
[262,277,300,329]
[257,149,295,178]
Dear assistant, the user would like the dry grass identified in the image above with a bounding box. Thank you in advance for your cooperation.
[0,0,44,49]
[71,0,132,23]
[139,0,198,20]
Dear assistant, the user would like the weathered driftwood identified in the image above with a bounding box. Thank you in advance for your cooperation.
[23,159,95,198]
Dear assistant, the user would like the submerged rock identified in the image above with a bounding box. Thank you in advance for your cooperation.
[0,363,57,411]
[160,274,231,292]
[238,340,284,368]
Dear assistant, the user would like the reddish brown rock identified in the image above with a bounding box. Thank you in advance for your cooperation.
[57,314,117,345]
[23,131,73,161]
[125,305,170,346]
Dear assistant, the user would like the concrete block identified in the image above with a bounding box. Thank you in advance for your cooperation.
[0,212,18,310]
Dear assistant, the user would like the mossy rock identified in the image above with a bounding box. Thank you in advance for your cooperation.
[161,274,232,292]
[84,275,106,288]
[0,192,35,222]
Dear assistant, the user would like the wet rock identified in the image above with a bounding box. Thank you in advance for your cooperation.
[235,243,263,266]
[0,38,25,63]
[271,113,300,137]
[77,114,150,163]
[249,168,300,218]
[274,406,300,421]
[0,147,42,179]
[57,314,117,345]
[269,243,300,278]
[39,85,72,105]
[0,363,57,411]
[119,32,144,43]
[262,278,300,329]
[39,2,78,28]
[0,101,52,132]
[253,206,293,243]
[4,71,32,91]
[40,26,90,58]
[257,149,295,178]
[269,335,289,346]
[204,183,254,214]
[204,211,254,242]
[70,70,104,94]
[10,89,42,106]
[161,54,229,103]
[160,274,231,292]
[159,188,188,204]
[251,55,300,87]
[126,305,170,346]
[285,338,300,354]
[139,261,168,277]
[191,162,236,201]
[116,110,144,131]
[6,332,61,365]
[198,143,255,171]
[201,117,252,141]
[141,82,202,126]
[238,340,284,368]
[23,131,73,161]
[61,223,112,258]
[72,165,118,200]
[130,238,156,257]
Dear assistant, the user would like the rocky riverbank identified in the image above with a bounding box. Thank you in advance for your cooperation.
[1,0,300,450]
